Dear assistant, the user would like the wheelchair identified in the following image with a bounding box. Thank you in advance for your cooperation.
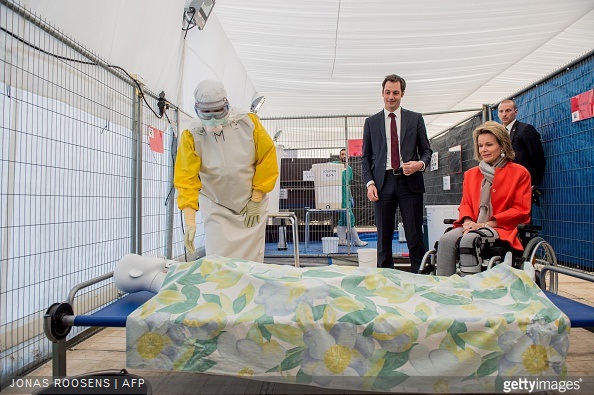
[419,220,558,292]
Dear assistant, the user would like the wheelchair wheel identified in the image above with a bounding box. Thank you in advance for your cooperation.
[522,237,558,293]
[419,249,437,275]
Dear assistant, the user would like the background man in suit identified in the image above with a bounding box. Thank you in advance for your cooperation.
[497,99,545,187]
[361,74,432,272]
[497,99,546,207]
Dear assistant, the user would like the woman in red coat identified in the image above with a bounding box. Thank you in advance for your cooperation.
[436,121,532,276]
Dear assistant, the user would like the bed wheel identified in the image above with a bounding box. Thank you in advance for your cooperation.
[44,302,74,342]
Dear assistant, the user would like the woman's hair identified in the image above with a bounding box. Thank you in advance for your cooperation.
[472,121,515,162]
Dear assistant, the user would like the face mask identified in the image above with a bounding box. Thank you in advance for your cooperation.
[202,117,227,128]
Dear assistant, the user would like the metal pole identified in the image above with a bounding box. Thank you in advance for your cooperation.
[52,340,67,377]
[482,104,490,123]
[130,89,137,254]
[344,116,351,255]
[132,85,144,254]
[165,112,179,259]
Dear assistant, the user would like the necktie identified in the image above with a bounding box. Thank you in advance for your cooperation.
[389,113,400,169]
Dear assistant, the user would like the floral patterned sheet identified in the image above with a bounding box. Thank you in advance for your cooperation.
[126,255,569,393]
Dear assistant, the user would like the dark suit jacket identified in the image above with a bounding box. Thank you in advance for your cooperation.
[361,109,432,193]
[510,121,545,186]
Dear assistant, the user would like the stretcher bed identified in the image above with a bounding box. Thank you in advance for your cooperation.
[125,255,571,393]
[44,256,593,392]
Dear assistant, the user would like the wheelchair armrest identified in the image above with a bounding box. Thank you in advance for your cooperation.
[444,218,456,225]
[518,223,542,232]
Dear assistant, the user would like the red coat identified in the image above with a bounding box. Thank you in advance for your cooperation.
[454,162,532,250]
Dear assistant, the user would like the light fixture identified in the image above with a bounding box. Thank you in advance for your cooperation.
[250,95,266,113]
[183,0,216,32]
[273,129,283,142]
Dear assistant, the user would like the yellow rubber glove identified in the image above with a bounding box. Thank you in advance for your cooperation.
[183,207,196,253]
[240,190,264,228]
[240,200,261,228]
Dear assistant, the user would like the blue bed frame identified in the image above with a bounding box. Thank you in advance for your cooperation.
[540,266,594,332]
[44,272,155,377]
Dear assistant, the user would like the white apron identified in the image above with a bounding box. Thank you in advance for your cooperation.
[192,113,268,262]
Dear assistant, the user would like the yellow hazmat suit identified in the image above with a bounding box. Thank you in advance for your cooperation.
[174,110,278,262]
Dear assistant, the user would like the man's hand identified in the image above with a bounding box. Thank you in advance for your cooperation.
[402,161,424,175]
[367,184,379,202]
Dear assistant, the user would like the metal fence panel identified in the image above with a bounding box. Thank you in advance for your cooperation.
[492,55,594,272]
[260,115,382,238]
[0,0,183,383]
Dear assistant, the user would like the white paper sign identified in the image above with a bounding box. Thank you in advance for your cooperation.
[320,168,339,181]
[303,170,314,181]
[443,176,451,190]
[430,152,439,171]
[279,189,288,199]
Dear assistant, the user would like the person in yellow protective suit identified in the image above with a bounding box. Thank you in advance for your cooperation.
[174,80,278,262]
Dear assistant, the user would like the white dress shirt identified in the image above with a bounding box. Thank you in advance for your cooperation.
[506,119,516,133]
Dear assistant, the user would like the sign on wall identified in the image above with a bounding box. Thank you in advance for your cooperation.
[571,89,594,122]
[443,175,451,190]
[303,170,314,181]
[430,152,439,171]
[148,126,164,153]
[448,145,462,174]
[347,139,363,156]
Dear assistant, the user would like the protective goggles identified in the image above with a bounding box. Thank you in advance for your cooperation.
[194,100,229,120]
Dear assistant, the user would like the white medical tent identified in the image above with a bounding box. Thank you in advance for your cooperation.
[19,0,594,137]
[1,0,594,386]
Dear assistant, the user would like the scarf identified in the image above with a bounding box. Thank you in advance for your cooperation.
[477,156,507,223]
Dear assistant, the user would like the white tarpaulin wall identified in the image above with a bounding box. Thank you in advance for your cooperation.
[16,0,259,128]
[14,0,594,137]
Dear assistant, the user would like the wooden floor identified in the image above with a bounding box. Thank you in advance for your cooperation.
[26,273,594,394]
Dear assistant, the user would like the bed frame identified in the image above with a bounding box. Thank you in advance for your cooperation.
[540,266,594,332]
[43,272,155,377]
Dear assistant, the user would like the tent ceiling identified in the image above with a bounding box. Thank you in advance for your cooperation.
[214,0,594,137]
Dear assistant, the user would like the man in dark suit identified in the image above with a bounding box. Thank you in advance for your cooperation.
[497,99,545,187]
[361,74,432,273]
